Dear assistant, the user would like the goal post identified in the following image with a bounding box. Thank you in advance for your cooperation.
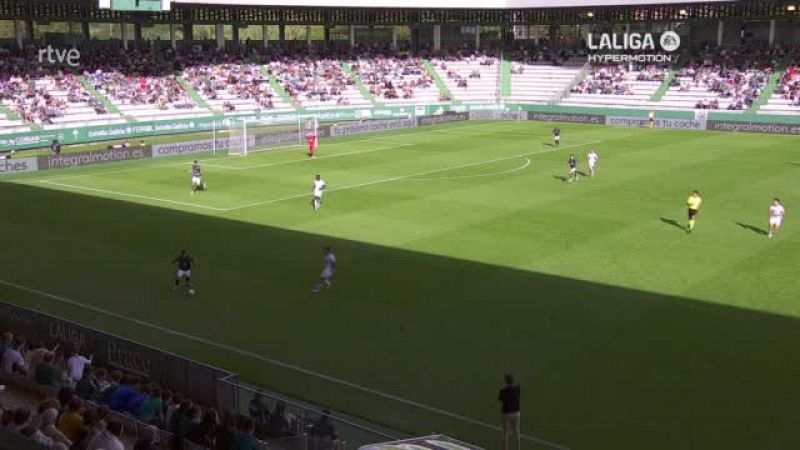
[227,116,318,156]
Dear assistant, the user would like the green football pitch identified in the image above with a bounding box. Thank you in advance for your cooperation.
[2,120,799,450]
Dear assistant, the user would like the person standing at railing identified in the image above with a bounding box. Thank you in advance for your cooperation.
[498,373,521,450]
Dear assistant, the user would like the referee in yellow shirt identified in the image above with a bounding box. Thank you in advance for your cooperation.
[686,191,702,233]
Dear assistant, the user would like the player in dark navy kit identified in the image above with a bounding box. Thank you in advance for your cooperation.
[190,160,206,195]
[567,154,578,183]
[552,126,560,146]
[172,250,197,292]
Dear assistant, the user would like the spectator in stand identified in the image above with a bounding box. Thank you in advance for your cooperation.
[93,368,111,397]
[248,391,269,423]
[36,353,63,388]
[188,408,219,447]
[77,406,108,449]
[65,348,92,384]
[30,400,71,450]
[1,335,27,375]
[138,386,164,426]
[231,417,260,450]
[216,410,238,449]
[25,342,57,380]
[0,332,12,359]
[134,424,161,450]
[164,392,182,429]
[86,420,124,450]
[56,396,85,443]
[106,376,139,412]
[312,410,346,450]
[75,366,97,400]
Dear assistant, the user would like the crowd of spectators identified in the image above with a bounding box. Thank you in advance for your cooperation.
[675,46,781,110]
[777,60,800,106]
[571,64,667,95]
[184,59,276,111]
[431,50,497,90]
[0,52,107,124]
[267,49,355,107]
[350,51,433,100]
[0,330,345,450]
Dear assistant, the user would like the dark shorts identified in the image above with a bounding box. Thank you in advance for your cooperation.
[688,209,698,219]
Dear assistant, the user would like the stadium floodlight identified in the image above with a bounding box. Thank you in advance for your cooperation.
[788,5,797,11]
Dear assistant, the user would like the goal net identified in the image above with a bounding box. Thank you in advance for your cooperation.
[227,116,317,156]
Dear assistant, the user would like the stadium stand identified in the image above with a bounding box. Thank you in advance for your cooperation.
[658,47,781,111]
[0,329,353,450]
[560,63,670,109]
[430,51,500,104]
[761,58,800,115]
[506,48,586,104]
[349,50,441,105]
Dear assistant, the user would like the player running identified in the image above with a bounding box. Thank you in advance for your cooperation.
[190,160,206,195]
[311,246,337,293]
[567,154,578,183]
[171,249,197,293]
[311,174,326,211]
[587,149,599,178]
[552,126,561,147]
[686,190,702,233]
[768,198,786,239]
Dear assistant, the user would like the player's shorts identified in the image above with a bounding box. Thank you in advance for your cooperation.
[313,193,323,200]
[321,268,335,279]
[176,269,191,278]
[502,411,521,429]
[191,176,202,186]
[554,136,560,141]
[687,208,698,219]
[569,167,577,173]
[769,217,783,227]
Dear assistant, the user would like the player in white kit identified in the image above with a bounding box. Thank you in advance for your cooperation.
[768,198,786,239]
[311,174,326,211]
[312,246,337,292]
[587,149,599,178]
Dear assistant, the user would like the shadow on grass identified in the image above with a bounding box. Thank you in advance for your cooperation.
[659,217,686,232]
[552,175,568,182]
[0,181,798,450]
[736,222,768,236]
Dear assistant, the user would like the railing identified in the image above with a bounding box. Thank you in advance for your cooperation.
[548,61,589,105]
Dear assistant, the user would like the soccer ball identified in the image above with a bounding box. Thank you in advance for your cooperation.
[187,289,196,296]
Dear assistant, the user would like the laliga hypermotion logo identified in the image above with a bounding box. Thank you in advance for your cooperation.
[587,31,681,63]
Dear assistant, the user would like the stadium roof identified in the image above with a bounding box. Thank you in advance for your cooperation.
[175,0,736,9]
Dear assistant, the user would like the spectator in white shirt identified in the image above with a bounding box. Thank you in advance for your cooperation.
[66,349,92,383]
[1,336,27,375]
[87,420,124,450]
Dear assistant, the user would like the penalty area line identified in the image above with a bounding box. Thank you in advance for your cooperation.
[35,180,228,211]
[0,279,570,450]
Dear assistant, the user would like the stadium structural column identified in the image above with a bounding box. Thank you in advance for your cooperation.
[263,25,269,49]
[84,21,92,41]
[769,19,776,45]
[13,20,22,50]
[349,25,355,47]
[232,25,239,48]
[475,25,480,49]
[215,23,224,50]
[24,20,33,43]
[391,25,398,48]
[169,23,176,50]
[324,25,331,43]
[121,22,128,50]
[134,23,142,42]
[279,24,285,43]
[306,24,312,47]
[548,23,558,49]
[716,20,724,47]
[184,23,193,43]
[433,24,441,51]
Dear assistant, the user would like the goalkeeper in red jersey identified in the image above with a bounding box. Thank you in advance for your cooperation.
[306,119,318,158]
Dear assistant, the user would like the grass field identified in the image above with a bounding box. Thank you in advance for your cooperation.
[2,120,800,450]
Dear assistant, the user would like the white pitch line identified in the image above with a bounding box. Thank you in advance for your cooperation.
[0,279,570,450]
[203,142,416,171]
[224,140,600,211]
[36,180,229,211]
[407,157,531,181]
